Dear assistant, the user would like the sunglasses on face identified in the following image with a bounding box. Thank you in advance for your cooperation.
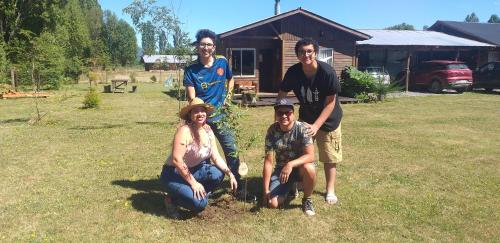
[276,110,293,117]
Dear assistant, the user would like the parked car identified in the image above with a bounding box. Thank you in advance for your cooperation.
[396,60,473,93]
[473,61,500,91]
[360,66,391,84]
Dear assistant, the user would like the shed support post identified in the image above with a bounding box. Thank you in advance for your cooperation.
[405,51,412,92]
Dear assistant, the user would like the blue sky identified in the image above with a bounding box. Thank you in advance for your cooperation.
[98,0,500,45]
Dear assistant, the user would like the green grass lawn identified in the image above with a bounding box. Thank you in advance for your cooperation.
[1,84,499,241]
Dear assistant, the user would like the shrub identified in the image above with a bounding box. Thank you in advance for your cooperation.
[150,75,157,83]
[88,71,100,84]
[354,92,370,103]
[82,88,100,108]
[340,66,376,98]
[372,78,403,101]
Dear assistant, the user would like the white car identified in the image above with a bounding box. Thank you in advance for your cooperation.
[364,67,391,84]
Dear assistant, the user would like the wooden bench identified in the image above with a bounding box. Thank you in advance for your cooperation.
[235,81,257,94]
[111,79,128,93]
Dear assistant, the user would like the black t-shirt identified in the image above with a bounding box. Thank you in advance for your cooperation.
[280,61,342,132]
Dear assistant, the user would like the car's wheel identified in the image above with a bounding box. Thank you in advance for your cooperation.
[485,88,493,92]
[455,88,465,94]
[428,80,442,93]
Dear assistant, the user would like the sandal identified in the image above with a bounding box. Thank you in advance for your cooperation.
[325,193,338,205]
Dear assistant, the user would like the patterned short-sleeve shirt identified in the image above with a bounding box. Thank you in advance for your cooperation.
[265,121,313,167]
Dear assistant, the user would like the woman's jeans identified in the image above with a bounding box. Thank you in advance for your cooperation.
[160,161,224,212]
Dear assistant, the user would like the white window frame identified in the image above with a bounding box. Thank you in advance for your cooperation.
[229,48,256,77]
[318,47,334,66]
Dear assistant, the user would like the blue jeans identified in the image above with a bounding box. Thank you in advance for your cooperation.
[207,120,241,184]
[269,167,301,198]
[160,161,224,212]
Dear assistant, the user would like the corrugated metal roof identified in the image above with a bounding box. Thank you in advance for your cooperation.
[141,55,197,64]
[429,21,500,45]
[356,30,494,47]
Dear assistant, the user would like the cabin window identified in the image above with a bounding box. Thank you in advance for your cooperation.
[318,48,334,66]
[230,48,256,76]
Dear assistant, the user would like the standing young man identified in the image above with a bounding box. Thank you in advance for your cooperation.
[184,29,254,201]
[278,38,343,205]
[262,98,316,216]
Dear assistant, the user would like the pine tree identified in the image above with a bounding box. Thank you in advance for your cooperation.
[488,14,500,23]
[465,12,479,22]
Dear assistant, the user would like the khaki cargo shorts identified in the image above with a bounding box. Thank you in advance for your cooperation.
[315,123,342,164]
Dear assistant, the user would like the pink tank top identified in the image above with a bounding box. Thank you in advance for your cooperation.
[166,126,214,168]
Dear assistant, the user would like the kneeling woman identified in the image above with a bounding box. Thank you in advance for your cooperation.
[160,98,237,215]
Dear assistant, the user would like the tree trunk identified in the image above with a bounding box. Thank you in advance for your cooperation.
[10,68,16,91]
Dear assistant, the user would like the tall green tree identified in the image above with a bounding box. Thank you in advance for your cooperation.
[0,40,8,83]
[80,0,107,67]
[385,23,415,30]
[158,30,167,54]
[465,12,479,22]
[488,14,500,23]
[115,20,137,66]
[102,10,137,66]
[124,0,183,55]
[141,21,156,55]
[63,0,91,78]
[32,31,66,89]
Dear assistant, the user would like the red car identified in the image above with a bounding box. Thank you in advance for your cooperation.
[398,60,473,93]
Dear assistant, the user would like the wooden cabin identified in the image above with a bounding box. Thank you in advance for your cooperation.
[217,8,370,93]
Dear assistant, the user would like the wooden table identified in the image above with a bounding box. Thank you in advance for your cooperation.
[112,79,128,93]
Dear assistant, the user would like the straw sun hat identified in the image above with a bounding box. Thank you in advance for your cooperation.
[179,97,214,120]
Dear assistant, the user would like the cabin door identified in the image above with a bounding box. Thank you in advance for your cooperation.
[258,49,275,92]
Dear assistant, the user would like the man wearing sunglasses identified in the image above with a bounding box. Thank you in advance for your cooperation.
[262,98,317,216]
[278,38,343,205]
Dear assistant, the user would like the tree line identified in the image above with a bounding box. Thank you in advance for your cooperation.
[0,0,137,89]
[386,12,500,31]
[465,12,500,23]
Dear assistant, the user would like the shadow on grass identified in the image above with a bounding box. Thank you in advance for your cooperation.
[112,176,264,219]
[472,89,500,95]
[112,178,173,218]
[161,89,186,101]
[0,118,30,124]
[69,123,125,130]
[112,178,163,192]
[128,191,167,217]
[135,121,163,126]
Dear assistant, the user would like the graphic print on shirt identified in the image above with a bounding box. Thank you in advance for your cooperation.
[300,83,320,104]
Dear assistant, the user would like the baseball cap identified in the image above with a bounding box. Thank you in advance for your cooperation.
[274,98,294,110]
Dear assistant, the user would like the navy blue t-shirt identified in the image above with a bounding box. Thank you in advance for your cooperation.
[183,57,232,122]
[280,61,342,132]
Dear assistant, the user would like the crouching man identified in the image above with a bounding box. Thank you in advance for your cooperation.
[262,98,317,216]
